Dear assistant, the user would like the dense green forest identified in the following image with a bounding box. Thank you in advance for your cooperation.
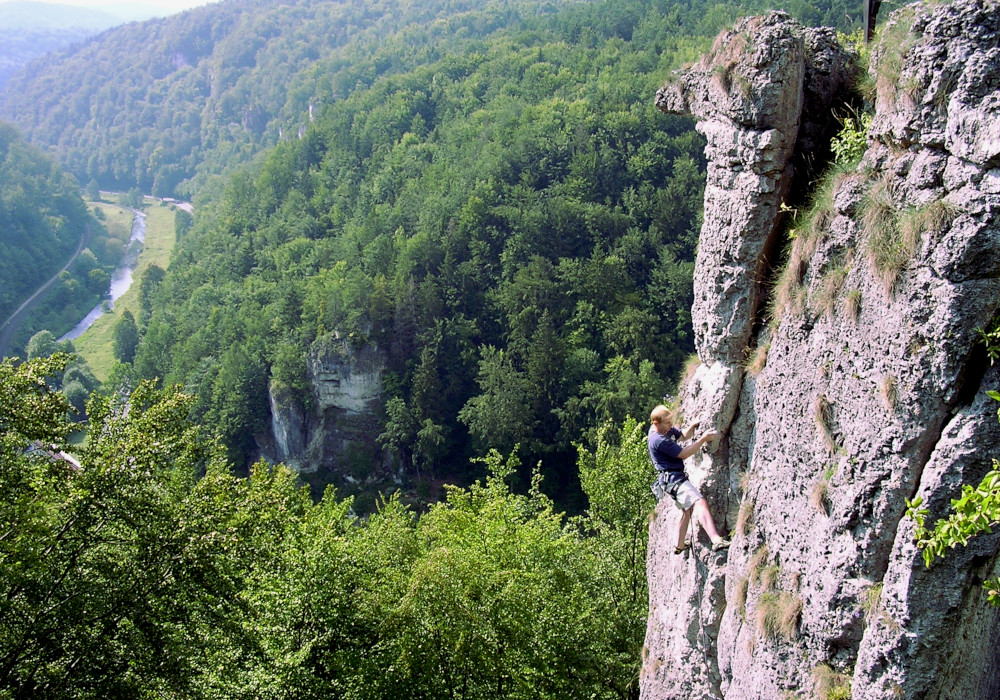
[1,0,873,500]
[23,0,862,503]
[0,0,864,200]
[0,354,651,699]
[0,26,97,90]
[0,123,115,335]
[126,0,720,502]
[0,123,86,322]
[0,122,141,356]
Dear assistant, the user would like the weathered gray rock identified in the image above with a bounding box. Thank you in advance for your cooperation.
[853,365,1000,700]
[269,383,310,470]
[656,12,811,366]
[642,1,1000,698]
[869,0,1000,155]
[261,334,386,479]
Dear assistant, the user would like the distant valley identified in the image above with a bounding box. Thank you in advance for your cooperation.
[0,0,863,496]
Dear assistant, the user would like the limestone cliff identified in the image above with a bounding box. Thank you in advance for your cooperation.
[643,1,1000,698]
[263,334,386,484]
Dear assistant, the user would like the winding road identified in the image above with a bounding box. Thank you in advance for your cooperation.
[0,196,190,360]
[0,224,90,359]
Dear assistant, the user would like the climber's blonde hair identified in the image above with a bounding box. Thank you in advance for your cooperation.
[650,404,677,427]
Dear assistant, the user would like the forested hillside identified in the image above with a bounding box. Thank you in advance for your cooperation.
[79,0,861,500]
[126,0,718,499]
[0,122,91,324]
[1,0,548,197]
[0,0,861,199]
[0,354,653,698]
[0,2,118,89]
[2,0,869,500]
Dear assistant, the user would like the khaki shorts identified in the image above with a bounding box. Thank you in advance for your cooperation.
[672,479,703,511]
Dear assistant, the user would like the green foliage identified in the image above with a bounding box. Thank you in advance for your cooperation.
[0,125,142,356]
[174,208,193,240]
[125,187,143,209]
[20,333,100,420]
[459,346,535,456]
[0,123,93,332]
[829,111,871,167]
[136,263,165,326]
[112,0,727,491]
[0,356,230,697]
[812,663,853,700]
[574,416,652,693]
[981,318,1000,366]
[907,322,1000,604]
[0,363,651,698]
[112,309,140,363]
[907,462,1000,603]
[25,329,60,360]
[1,0,872,491]
[0,0,860,198]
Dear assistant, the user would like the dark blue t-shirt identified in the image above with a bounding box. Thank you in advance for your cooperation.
[648,426,684,472]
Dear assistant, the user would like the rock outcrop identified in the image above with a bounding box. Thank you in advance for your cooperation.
[643,2,1000,698]
[263,334,386,483]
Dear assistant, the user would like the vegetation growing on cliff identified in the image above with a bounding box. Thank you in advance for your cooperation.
[907,326,1000,603]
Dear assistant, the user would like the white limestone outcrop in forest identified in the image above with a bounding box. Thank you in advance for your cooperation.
[266,334,386,480]
[643,1,1000,698]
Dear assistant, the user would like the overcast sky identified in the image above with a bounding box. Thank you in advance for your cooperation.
[14,0,221,18]
[54,0,215,8]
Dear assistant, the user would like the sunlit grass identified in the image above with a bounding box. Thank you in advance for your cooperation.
[73,199,178,382]
[92,202,134,242]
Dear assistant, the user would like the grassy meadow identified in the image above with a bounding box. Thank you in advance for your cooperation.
[73,198,177,382]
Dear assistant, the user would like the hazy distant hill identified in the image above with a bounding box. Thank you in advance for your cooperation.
[0,0,122,29]
[0,1,118,89]
[0,27,89,88]
[0,1,209,90]
[0,0,184,27]
[0,0,541,199]
[0,0,859,201]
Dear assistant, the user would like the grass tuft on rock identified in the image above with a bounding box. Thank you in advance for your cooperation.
[810,478,829,515]
[736,500,754,537]
[843,289,862,321]
[755,590,801,641]
[746,342,770,376]
[880,375,898,411]
[748,544,769,584]
[813,394,836,455]
[734,575,750,619]
[812,663,852,700]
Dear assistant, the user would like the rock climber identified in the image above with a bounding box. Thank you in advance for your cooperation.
[648,403,730,554]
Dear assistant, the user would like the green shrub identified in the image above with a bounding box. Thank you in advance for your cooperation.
[830,112,872,167]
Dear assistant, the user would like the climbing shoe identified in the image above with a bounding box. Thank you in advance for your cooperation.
[712,538,731,552]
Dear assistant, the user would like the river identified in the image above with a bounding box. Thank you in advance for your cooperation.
[60,208,147,341]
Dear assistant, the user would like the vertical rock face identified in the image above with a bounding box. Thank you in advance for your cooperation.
[264,334,386,480]
[642,2,1000,699]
